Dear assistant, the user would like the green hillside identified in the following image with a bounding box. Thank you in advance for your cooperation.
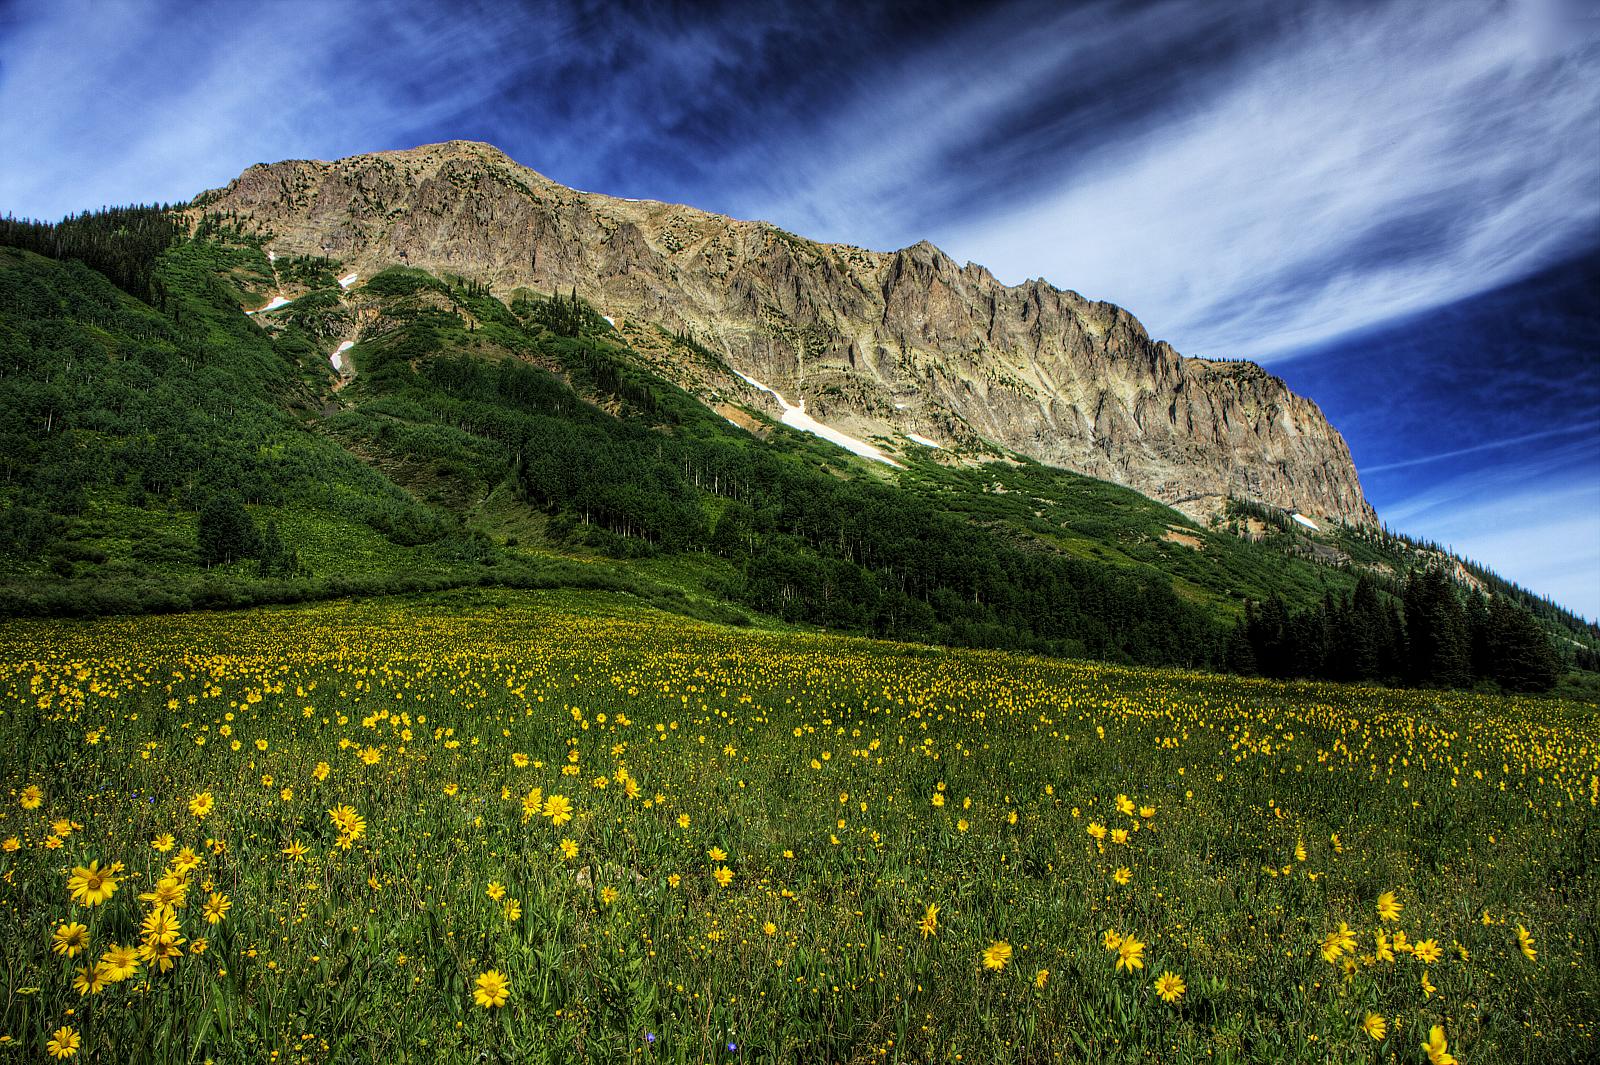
[1,213,1592,689]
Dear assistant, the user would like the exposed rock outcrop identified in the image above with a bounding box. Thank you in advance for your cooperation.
[190,140,1376,526]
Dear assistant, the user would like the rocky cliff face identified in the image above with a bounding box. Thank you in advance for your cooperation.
[191,140,1377,526]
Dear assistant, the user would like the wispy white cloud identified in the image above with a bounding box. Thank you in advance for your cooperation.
[711,0,1232,245]
[11,0,1593,372]
[931,0,1600,361]
[1378,433,1594,523]
[1375,433,1600,620]
[1361,423,1595,473]
[0,0,568,218]
[1387,477,1600,622]
[649,1,1600,367]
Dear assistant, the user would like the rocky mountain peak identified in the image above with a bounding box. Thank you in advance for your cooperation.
[190,143,1377,527]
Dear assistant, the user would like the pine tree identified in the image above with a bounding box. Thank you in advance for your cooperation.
[1404,567,1469,688]
[1344,574,1383,680]
[1380,601,1408,681]
[1487,597,1559,692]
[1248,596,1292,678]
[197,491,262,567]
[1224,615,1257,675]
[1465,592,1494,681]
[256,519,303,578]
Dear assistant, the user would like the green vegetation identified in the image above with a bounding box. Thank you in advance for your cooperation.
[2,204,1596,1063]
[1,591,1594,1062]
[0,210,1591,692]
[333,303,1219,663]
[1227,570,1561,692]
[0,205,179,302]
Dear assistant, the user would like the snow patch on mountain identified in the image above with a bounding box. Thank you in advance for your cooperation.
[248,295,292,315]
[732,371,902,468]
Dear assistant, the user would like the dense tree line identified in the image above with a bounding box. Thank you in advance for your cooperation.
[197,490,306,577]
[1229,496,1598,653]
[0,205,178,303]
[345,286,1584,683]
[356,343,1220,665]
[1227,570,1561,692]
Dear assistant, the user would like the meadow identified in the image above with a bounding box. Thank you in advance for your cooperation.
[1,589,1595,1063]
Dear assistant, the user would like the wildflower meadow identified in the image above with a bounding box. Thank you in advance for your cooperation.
[1,589,1594,1062]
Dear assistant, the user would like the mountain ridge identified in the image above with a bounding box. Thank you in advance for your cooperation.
[2,211,1591,692]
[190,140,1377,528]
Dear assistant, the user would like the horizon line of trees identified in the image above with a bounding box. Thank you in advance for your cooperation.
[1226,496,1597,646]
[0,205,179,304]
[1225,569,1566,693]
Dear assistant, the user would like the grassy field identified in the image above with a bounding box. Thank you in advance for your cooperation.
[1,590,1595,1063]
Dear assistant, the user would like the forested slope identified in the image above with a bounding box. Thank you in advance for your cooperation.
[1,210,1590,690]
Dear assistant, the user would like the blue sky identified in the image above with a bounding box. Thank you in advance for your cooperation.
[3,0,1597,617]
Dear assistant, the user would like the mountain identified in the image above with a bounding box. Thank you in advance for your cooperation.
[3,165,1589,693]
[191,141,1376,528]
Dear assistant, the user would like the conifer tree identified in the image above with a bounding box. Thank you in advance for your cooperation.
[1487,597,1559,692]
[197,490,261,567]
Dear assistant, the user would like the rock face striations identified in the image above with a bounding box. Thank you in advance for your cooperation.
[193,140,1376,526]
